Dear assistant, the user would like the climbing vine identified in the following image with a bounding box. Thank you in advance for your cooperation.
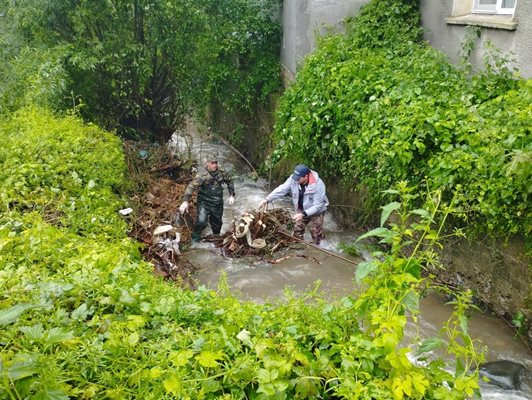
[270,0,531,237]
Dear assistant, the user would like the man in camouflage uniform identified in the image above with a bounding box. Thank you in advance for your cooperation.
[179,153,235,242]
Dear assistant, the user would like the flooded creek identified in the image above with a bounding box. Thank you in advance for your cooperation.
[173,129,532,399]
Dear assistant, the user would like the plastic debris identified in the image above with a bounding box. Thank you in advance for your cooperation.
[153,225,174,235]
[119,207,133,216]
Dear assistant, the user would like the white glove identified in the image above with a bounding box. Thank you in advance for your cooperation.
[228,196,235,205]
[258,199,268,209]
[179,201,188,214]
[292,213,304,222]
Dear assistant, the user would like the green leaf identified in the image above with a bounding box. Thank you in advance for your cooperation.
[459,315,469,335]
[355,227,393,243]
[196,351,222,368]
[416,337,446,355]
[355,261,378,282]
[410,209,431,219]
[20,324,45,340]
[295,377,318,397]
[3,358,40,381]
[380,201,401,226]
[163,374,182,395]
[402,290,419,313]
[45,327,74,344]
[382,189,399,195]
[169,350,194,367]
[71,303,89,321]
[0,304,32,325]
[236,329,253,347]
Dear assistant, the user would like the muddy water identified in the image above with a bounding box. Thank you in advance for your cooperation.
[172,130,532,399]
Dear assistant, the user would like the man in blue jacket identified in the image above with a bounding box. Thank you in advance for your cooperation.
[259,164,328,245]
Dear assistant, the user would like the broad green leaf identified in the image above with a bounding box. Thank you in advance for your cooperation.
[402,290,419,313]
[3,358,40,380]
[410,209,431,219]
[0,304,32,325]
[382,189,399,195]
[274,380,289,392]
[71,303,89,321]
[257,368,278,383]
[257,382,276,396]
[403,259,421,278]
[45,327,74,344]
[20,324,45,340]
[149,367,164,379]
[127,332,139,346]
[236,329,253,347]
[380,201,401,226]
[416,337,447,355]
[191,337,206,351]
[295,377,318,397]
[163,374,183,395]
[196,351,222,368]
[459,315,469,335]
[201,377,222,393]
[355,261,378,282]
[169,349,194,367]
[355,227,393,243]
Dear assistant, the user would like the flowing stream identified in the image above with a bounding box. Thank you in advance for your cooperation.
[172,127,532,399]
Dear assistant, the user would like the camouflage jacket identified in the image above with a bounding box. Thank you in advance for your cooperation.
[182,167,235,205]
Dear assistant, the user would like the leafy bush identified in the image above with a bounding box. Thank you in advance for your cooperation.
[270,0,531,237]
[0,0,281,141]
[0,106,127,238]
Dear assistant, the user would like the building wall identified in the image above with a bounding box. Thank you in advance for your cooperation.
[281,0,532,79]
[421,1,532,79]
[281,0,365,78]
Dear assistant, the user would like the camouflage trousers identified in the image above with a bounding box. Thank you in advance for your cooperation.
[192,201,223,241]
[293,211,325,245]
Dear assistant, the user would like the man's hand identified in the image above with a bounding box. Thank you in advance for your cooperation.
[292,213,304,222]
[228,196,235,205]
[179,201,189,214]
[258,199,268,209]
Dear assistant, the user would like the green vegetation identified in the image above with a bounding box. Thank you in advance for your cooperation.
[0,107,482,399]
[0,0,281,141]
[270,0,531,237]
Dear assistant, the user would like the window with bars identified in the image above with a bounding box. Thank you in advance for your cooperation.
[473,0,516,15]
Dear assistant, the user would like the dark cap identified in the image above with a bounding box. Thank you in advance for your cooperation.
[291,164,310,180]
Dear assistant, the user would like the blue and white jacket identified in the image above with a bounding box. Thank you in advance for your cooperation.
[265,170,328,216]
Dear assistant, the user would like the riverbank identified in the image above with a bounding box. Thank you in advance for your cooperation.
[322,179,532,349]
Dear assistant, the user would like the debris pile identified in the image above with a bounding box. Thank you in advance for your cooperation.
[123,140,307,281]
[124,141,197,287]
[208,208,299,257]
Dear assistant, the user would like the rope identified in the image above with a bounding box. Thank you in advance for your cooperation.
[278,231,359,266]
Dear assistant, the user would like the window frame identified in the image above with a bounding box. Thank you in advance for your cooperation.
[472,0,516,15]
